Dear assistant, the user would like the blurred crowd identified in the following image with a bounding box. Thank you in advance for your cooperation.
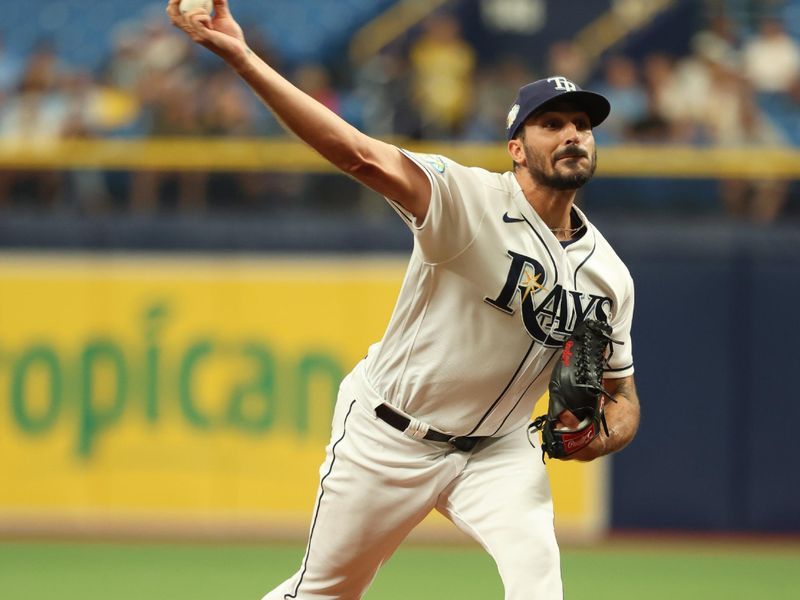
[0,3,798,222]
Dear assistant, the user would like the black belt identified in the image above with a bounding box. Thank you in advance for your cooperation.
[375,404,485,452]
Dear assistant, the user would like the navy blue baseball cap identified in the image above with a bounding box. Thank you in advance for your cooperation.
[505,76,611,140]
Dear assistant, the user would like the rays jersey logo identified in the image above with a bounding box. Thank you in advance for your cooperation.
[484,251,611,347]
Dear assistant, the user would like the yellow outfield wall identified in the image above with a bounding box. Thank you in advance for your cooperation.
[0,254,608,541]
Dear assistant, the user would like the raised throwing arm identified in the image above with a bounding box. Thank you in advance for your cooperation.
[165,0,431,219]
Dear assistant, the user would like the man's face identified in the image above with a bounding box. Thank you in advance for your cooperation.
[518,107,597,190]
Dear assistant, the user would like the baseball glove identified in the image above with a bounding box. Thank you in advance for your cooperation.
[529,319,619,460]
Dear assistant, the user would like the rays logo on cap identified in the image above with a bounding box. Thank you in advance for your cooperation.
[506,104,520,130]
[547,76,577,92]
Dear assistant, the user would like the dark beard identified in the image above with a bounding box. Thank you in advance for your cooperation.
[526,147,597,191]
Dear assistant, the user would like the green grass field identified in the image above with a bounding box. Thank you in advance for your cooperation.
[1,538,799,599]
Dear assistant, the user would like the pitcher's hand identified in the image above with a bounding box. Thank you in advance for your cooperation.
[166,0,248,69]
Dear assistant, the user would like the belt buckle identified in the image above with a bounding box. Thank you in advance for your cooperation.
[448,436,478,452]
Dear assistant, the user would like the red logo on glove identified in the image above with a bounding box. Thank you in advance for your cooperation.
[564,423,597,453]
[561,340,574,366]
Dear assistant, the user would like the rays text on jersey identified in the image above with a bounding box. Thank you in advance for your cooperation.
[485,250,611,347]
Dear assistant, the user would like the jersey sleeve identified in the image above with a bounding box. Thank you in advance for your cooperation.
[385,149,488,264]
[605,273,635,378]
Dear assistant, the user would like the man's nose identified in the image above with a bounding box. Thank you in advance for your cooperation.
[562,123,580,143]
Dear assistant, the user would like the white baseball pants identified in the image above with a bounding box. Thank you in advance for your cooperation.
[262,377,562,600]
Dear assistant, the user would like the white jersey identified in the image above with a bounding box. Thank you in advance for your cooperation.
[350,150,635,438]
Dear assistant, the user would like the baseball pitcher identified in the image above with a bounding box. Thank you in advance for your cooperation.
[167,2,641,598]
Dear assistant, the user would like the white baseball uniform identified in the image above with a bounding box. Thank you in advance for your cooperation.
[264,151,635,600]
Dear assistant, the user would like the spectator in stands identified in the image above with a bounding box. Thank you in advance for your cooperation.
[462,56,533,142]
[638,53,687,142]
[408,13,476,138]
[93,23,151,138]
[591,55,648,143]
[702,52,754,144]
[701,13,742,59]
[656,31,738,144]
[0,41,65,210]
[130,76,208,213]
[546,40,590,86]
[293,63,341,116]
[201,66,285,212]
[202,67,260,135]
[355,48,420,139]
[139,11,192,76]
[742,17,800,95]
[720,102,790,224]
[60,69,112,215]
[0,45,64,145]
[17,41,61,96]
[697,37,789,223]
[102,23,147,93]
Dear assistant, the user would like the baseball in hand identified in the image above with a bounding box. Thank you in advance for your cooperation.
[179,0,212,14]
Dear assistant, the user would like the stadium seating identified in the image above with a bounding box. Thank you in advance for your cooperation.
[0,0,398,70]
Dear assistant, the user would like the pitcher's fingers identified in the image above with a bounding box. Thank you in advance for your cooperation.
[166,0,182,19]
[187,12,213,37]
[212,0,231,18]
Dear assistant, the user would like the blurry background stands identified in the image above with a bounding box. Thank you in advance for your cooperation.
[0,0,796,241]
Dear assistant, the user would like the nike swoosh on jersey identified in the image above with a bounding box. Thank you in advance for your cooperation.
[502,212,525,223]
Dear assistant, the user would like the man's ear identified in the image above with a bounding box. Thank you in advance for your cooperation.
[508,138,526,166]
